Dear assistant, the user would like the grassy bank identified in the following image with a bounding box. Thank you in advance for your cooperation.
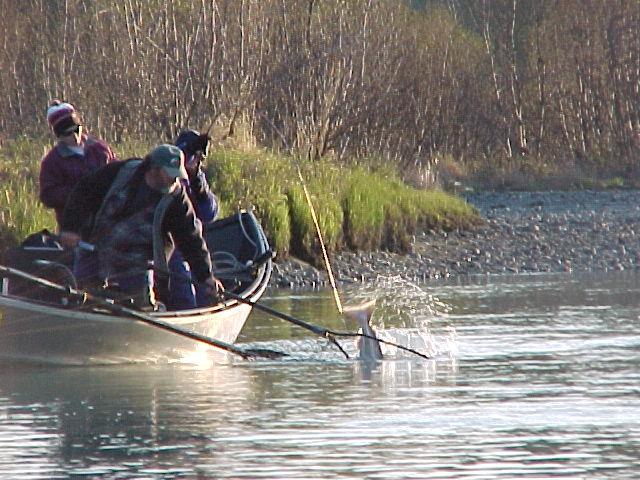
[0,137,479,266]
[0,138,54,247]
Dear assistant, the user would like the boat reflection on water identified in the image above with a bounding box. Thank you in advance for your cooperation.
[0,364,257,477]
[0,342,458,478]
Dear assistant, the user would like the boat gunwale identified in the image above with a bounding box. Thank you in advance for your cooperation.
[0,209,273,324]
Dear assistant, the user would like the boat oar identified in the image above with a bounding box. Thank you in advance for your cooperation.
[0,264,287,361]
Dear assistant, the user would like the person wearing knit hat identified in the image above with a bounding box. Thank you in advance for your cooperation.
[46,101,82,138]
[39,100,117,226]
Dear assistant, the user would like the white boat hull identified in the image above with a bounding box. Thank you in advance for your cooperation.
[0,209,272,365]
[0,296,254,365]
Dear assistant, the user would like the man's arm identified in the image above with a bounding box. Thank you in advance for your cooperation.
[189,169,218,223]
[165,189,214,283]
[39,154,70,212]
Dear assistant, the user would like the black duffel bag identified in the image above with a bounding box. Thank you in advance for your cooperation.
[1,229,76,303]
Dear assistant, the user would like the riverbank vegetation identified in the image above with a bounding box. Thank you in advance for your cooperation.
[1,1,638,190]
[0,138,477,265]
[1,1,637,261]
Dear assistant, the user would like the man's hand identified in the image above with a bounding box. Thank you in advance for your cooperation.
[188,165,204,192]
[204,275,225,304]
[58,231,81,249]
[186,150,206,179]
[185,154,201,178]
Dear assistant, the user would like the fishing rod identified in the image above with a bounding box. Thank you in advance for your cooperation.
[100,258,423,360]
[106,254,432,360]
[296,167,344,313]
[49,241,431,360]
[154,259,431,360]
[0,264,287,361]
[144,263,351,359]
[144,261,431,360]
[257,111,346,314]
[159,267,431,360]
[223,290,432,360]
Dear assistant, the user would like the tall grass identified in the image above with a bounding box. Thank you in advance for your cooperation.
[285,160,344,262]
[113,139,154,161]
[0,138,479,265]
[0,181,55,242]
[0,137,56,254]
[207,149,294,255]
[209,148,478,265]
[343,166,478,252]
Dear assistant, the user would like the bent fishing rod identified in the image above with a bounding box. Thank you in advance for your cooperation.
[149,264,432,361]
[50,244,432,361]
[257,111,346,314]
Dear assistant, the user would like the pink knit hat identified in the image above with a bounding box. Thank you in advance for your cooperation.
[47,100,82,136]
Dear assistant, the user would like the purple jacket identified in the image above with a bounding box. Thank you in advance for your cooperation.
[39,134,117,225]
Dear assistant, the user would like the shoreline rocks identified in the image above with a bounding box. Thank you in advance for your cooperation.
[272,190,640,288]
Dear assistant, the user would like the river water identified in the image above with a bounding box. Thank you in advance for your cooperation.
[1,272,639,479]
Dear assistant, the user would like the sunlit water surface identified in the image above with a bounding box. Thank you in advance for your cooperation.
[1,272,639,479]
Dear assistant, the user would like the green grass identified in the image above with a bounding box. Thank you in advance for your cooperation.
[344,166,478,252]
[207,148,294,255]
[0,137,56,252]
[209,149,478,265]
[0,138,480,265]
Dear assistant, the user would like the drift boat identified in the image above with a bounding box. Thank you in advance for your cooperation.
[0,210,272,365]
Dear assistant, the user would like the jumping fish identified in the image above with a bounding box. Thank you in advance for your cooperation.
[343,299,383,361]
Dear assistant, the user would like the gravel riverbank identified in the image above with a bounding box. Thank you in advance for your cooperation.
[272,190,640,288]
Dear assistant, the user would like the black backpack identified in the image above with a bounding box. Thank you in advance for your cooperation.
[2,229,75,303]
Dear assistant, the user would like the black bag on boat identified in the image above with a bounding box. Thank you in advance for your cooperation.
[1,229,76,303]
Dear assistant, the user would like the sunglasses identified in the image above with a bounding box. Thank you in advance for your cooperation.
[186,150,207,166]
[59,125,81,137]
